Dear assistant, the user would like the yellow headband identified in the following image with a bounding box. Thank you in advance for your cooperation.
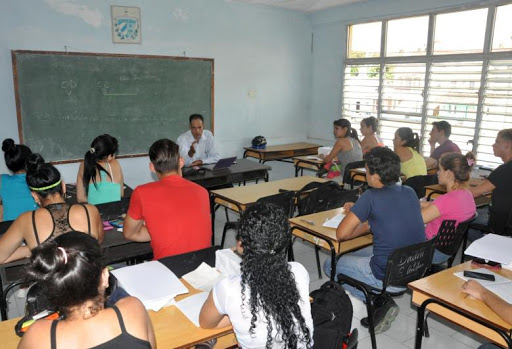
[30,179,62,191]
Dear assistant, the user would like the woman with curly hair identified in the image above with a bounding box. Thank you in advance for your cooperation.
[200,203,313,348]
[18,231,155,349]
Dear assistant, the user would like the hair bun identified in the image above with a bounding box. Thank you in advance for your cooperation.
[2,138,16,154]
[26,153,46,173]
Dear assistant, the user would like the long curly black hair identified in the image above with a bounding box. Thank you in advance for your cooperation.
[238,203,312,349]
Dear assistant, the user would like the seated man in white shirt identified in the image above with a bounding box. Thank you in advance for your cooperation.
[177,114,220,167]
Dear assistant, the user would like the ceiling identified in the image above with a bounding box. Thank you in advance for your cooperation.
[230,0,367,12]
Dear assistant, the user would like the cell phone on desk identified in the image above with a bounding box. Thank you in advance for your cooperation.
[463,270,495,281]
[109,219,124,228]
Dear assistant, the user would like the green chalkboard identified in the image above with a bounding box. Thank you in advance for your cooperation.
[12,50,214,163]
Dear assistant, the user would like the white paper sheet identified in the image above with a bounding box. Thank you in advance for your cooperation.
[182,262,225,292]
[322,213,346,228]
[176,292,209,327]
[464,234,512,264]
[111,261,188,311]
[215,248,242,277]
[305,156,322,161]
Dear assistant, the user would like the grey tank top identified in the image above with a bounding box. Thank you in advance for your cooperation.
[335,137,363,175]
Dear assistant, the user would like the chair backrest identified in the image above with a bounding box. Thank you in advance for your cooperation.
[342,160,366,185]
[296,181,359,216]
[403,174,438,199]
[257,190,296,218]
[382,239,435,289]
[435,214,476,256]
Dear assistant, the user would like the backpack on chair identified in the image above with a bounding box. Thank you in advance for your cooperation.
[310,281,358,349]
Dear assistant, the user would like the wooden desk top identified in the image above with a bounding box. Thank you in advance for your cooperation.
[244,142,321,153]
[289,208,373,254]
[409,262,512,343]
[293,155,324,165]
[212,176,327,210]
[0,280,235,349]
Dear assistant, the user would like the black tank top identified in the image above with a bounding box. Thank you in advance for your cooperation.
[50,305,151,349]
[32,203,91,245]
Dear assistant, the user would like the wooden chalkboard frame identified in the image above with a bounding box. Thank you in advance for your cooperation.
[11,50,215,164]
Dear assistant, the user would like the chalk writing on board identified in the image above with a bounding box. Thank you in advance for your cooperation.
[61,80,77,95]
[97,80,137,96]
[119,74,158,82]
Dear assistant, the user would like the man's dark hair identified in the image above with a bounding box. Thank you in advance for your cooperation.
[432,121,452,137]
[189,113,204,124]
[149,139,180,174]
[366,147,401,186]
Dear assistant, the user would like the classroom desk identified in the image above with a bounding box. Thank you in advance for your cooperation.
[183,158,271,189]
[409,262,512,348]
[243,142,321,163]
[425,178,491,207]
[293,155,325,177]
[211,176,328,213]
[289,208,373,281]
[349,167,367,184]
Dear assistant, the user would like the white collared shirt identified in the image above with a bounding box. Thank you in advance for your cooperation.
[176,129,220,166]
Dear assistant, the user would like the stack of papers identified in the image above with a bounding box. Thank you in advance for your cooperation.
[464,234,512,267]
[182,262,225,292]
[454,268,512,303]
[111,261,188,311]
[318,147,332,156]
[322,213,346,229]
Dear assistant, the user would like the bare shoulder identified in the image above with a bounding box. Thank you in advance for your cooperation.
[116,296,147,315]
[115,297,151,338]
[19,319,52,349]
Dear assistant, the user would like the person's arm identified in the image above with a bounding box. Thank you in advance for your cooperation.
[0,213,30,263]
[336,211,368,241]
[421,201,441,224]
[462,280,512,324]
[425,157,438,170]
[202,132,220,164]
[123,214,151,242]
[113,159,125,198]
[76,161,87,203]
[86,204,104,244]
[177,134,193,166]
[468,179,495,198]
[322,138,345,164]
[199,291,232,329]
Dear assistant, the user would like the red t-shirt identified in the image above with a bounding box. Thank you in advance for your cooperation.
[127,175,211,260]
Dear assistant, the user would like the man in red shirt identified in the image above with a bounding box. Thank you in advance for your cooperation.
[123,139,211,259]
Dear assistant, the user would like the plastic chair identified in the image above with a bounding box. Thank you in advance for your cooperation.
[336,239,435,349]
[294,181,360,278]
[220,191,295,248]
[343,160,366,189]
[403,174,438,199]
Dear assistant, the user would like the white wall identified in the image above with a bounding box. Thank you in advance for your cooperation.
[0,0,312,187]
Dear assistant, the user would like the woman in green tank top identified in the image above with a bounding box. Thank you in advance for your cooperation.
[393,127,427,179]
[77,134,124,205]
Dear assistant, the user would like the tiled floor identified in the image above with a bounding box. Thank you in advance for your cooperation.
[5,160,488,348]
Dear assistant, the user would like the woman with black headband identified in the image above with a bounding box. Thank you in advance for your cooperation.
[0,154,103,264]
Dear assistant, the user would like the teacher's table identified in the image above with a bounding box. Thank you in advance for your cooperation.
[183,158,271,189]
[409,262,512,348]
[425,178,491,207]
[211,176,328,213]
[243,142,321,164]
[289,208,373,281]
[293,155,325,177]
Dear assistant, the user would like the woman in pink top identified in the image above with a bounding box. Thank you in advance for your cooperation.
[421,153,476,264]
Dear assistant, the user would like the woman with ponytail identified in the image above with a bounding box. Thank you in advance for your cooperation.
[1,138,37,221]
[76,134,124,205]
[320,119,363,182]
[18,231,155,349]
[0,154,103,264]
[393,127,427,178]
[421,153,476,263]
[200,203,313,349]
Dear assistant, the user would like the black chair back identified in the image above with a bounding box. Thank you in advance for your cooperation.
[403,174,438,199]
[435,214,476,261]
[342,160,366,186]
[257,191,296,218]
[296,181,358,216]
[383,239,435,290]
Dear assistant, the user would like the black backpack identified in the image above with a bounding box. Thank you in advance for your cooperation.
[310,281,355,349]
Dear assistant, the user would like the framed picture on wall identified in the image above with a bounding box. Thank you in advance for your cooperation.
[111,6,141,44]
